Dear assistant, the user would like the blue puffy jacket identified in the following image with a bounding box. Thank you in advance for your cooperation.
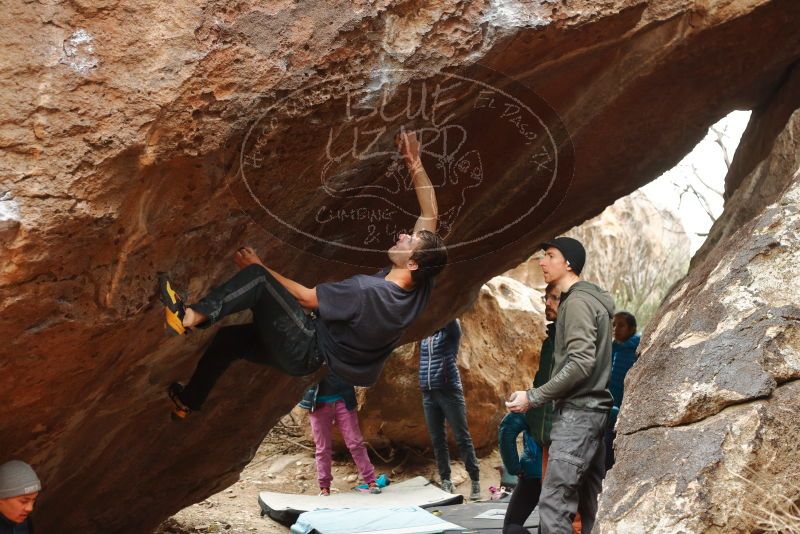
[609,333,640,408]
[418,319,463,391]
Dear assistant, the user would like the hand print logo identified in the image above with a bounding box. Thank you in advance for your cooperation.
[234,64,573,267]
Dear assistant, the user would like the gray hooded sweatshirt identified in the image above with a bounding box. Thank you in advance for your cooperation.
[527,280,615,411]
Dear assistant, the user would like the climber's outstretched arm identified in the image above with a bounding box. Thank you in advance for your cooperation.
[396,131,438,234]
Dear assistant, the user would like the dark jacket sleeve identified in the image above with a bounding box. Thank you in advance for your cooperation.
[446,319,462,344]
[527,297,598,407]
[498,413,529,477]
[298,384,318,411]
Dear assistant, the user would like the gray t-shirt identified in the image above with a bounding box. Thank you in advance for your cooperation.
[314,267,432,386]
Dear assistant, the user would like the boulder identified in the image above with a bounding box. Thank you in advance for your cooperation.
[597,68,800,532]
[1,0,800,531]
[600,381,800,533]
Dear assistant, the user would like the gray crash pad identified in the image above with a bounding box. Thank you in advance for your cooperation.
[259,476,464,525]
[290,505,466,534]
[428,501,539,533]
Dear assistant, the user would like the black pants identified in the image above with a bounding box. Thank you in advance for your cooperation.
[503,476,542,534]
[421,389,480,482]
[604,426,616,471]
[180,264,322,410]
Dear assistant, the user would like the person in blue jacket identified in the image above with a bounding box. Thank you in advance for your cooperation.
[419,319,481,500]
[605,311,640,470]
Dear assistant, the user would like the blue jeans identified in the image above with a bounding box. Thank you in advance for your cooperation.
[421,389,480,481]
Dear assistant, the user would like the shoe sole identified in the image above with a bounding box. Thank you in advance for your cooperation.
[158,275,186,336]
[168,383,191,420]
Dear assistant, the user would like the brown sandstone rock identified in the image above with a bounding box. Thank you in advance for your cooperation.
[1,0,799,532]
[692,63,800,268]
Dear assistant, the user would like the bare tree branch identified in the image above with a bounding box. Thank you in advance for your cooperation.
[710,125,732,170]
[689,163,725,197]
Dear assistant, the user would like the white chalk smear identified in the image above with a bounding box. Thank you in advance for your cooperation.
[61,29,99,74]
[0,192,20,222]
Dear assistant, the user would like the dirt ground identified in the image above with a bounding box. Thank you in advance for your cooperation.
[155,413,508,534]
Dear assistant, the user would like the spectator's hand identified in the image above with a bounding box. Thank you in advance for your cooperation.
[505,390,531,413]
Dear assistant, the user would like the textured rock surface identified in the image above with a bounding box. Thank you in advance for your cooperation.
[355,276,546,452]
[618,118,800,435]
[692,63,800,268]
[597,80,800,532]
[600,381,800,533]
[2,0,800,532]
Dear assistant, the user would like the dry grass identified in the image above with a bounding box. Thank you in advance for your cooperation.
[729,466,800,533]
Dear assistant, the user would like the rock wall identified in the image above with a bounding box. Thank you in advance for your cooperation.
[597,68,800,533]
[1,0,800,531]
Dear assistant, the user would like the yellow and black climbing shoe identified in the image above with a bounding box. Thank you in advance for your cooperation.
[168,382,192,421]
[158,274,187,336]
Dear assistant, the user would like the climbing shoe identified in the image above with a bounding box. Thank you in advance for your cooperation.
[168,382,192,421]
[319,487,331,496]
[158,274,187,336]
[368,481,382,494]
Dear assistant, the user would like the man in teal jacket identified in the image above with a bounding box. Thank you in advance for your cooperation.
[507,237,614,534]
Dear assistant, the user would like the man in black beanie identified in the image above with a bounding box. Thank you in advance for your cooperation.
[0,460,41,534]
[506,236,614,534]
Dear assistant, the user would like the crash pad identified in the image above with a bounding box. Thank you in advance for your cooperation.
[259,476,463,525]
[290,505,465,534]
[427,501,539,533]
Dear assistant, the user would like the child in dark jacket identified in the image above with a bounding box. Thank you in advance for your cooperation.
[298,374,380,496]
